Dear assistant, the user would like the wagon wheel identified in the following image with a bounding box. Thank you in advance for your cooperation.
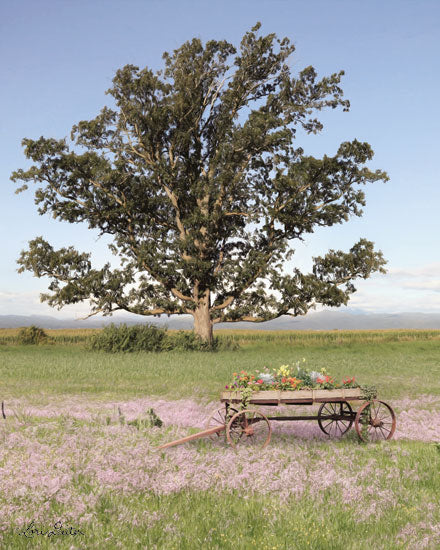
[318,401,354,436]
[205,406,238,441]
[355,400,396,442]
[226,409,271,449]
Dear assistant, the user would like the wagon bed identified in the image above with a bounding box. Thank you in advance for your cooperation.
[221,387,364,405]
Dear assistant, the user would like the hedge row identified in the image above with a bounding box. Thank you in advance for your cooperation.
[87,324,237,352]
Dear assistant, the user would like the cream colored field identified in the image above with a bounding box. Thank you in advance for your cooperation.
[1,327,440,346]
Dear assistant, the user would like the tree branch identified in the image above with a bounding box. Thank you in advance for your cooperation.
[211,295,234,311]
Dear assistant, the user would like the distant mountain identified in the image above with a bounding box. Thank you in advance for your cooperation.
[1,311,440,330]
[216,311,440,330]
[0,313,193,330]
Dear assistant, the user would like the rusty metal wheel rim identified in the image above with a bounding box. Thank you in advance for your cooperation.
[205,407,238,441]
[226,409,272,449]
[318,401,354,436]
[355,400,396,442]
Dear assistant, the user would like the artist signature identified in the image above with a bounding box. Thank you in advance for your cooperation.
[18,520,84,538]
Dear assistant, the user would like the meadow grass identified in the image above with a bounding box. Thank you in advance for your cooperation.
[0,332,439,549]
[2,445,440,550]
[1,337,439,401]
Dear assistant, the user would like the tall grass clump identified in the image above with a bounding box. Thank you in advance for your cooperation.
[16,325,49,345]
[164,330,238,351]
[88,324,166,352]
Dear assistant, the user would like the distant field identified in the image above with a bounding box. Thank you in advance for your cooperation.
[0,327,101,345]
[1,326,440,346]
[1,332,439,548]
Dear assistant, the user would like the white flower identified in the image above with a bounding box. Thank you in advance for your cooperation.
[309,371,321,382]
[258,373,274,383]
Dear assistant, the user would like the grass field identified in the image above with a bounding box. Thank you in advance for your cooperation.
[1,330,439,549]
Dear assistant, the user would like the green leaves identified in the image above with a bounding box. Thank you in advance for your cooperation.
[17,237,92,279]
[313,239,387,283]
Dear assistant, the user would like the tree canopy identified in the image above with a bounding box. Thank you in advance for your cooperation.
[12,23,387,343]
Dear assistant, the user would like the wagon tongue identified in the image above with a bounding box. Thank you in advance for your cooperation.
[156,424,225,450]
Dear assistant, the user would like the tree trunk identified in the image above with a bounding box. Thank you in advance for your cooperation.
[193,293,213,346]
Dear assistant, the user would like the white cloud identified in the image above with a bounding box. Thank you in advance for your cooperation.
[0,291,92,318]
[347,288,440,313]
[344,262,440,312]
[387,263,440,279]
[402,280,440,292]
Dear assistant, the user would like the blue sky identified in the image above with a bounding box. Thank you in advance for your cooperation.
[1,0,439,319]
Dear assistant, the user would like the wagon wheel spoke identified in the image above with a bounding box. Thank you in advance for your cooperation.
[206,407,238,441]
[227,422,245,443]
[321,419,334,429]
[339,421,349,434]
[336,419,349,435]
[226,409,271,449]
[378,409,391,421]
[335,402,351,434]
[318,401,354,437]
[367,424,376,440]
[372,402,383,424]
[379,425,389,439]
[339,420,353,433]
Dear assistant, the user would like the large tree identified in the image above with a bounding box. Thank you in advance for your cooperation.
[12,24,387,345]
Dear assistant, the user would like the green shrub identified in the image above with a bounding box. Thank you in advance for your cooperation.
[164,330,215,351]
[215,334,240,351]
[164,331,239,351]
[162,330,239,351]
[127,408,163,429]
[88,323,166,352]
[87,324,239,352]
[17,325,49,345]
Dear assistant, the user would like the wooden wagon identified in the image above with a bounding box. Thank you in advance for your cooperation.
[158,387,396,450]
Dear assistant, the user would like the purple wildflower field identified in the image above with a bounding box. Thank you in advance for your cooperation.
[1,393,440,547]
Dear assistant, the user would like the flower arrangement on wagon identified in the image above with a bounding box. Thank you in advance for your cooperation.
[224,360,359,392]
